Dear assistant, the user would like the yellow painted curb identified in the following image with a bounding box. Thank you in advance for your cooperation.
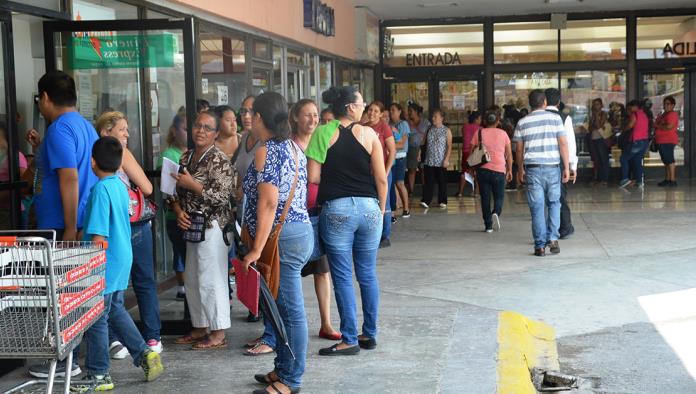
[496,311,560,394]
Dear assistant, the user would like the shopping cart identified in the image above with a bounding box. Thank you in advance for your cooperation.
[0,232,108,394]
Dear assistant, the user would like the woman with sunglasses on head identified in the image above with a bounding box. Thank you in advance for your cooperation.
[306,86,387,356]
[170,110,235,350]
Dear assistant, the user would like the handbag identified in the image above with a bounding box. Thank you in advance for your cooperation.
[125,184,158,224]
[649,138,659,153]
[467,128,490,168]
[419,125,433,164]
[182,211,206,243]
[240,144,300,299]
[618,128,633,151]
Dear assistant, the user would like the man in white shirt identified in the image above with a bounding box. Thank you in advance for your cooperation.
[544,88,577,239]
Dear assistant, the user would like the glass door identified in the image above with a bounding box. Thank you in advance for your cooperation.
[438,79,479,171]
[389,80,430,119]
[43,18,196,281]
[251,65,271,96]
[641,73,687,169]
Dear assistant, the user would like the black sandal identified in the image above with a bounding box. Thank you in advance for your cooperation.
[252,382,300,394]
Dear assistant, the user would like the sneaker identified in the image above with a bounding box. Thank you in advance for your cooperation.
[147,339,163,354]
[485,228,493,233]
[547,240,560,254]
[70,374,114,393]
[419,202,429,209]
[402,210,411,218]
[29,360,81,378]
[109,341,129,360]
[491,213,501,231]
[391,216,398,224]
[140,349,164,382]
[657,179,670,187]
[669,181,678,187]
[176,291,186,300]
[619,179,633,188]
[247,312,260,322]
[438,203,447,209]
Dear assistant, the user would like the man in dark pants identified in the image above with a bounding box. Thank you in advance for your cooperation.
[545,88,577,239]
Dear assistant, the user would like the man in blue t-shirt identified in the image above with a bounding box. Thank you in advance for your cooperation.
[30,71,98,241]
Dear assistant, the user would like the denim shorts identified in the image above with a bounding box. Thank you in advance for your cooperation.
[393,158,407,182]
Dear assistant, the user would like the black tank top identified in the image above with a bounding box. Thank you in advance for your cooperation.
[318,123,378,204]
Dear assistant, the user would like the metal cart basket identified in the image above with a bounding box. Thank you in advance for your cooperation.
[0,234,107,394]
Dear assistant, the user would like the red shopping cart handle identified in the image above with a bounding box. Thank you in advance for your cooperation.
[0,285,20,291]
[0,236,17,246]
[95,240,109,249]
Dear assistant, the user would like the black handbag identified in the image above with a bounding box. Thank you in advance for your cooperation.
[182,210,206,243]
[420,125,433,164]
[649,138,659,153]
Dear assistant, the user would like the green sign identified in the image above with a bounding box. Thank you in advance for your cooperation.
[68,34,176,69]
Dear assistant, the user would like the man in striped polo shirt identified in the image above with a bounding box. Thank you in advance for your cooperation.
[514,89,570,257]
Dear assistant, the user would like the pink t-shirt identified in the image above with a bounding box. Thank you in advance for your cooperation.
[470,127,510,174]
[655,111,679,145]
[632,110,649,141]
[0,151,28,182]
[462,123,480,154]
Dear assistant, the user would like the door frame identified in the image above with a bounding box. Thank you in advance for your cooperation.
[638,69,695,178]
[42,18,198,150]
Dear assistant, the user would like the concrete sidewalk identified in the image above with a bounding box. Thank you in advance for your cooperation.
[3,181,696,393]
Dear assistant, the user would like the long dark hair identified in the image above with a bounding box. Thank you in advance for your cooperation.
[322,86,359,118]
[390,103,406,121]
[253,92,291,142]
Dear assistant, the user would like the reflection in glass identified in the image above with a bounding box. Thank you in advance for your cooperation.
[494,72,559,108]
[638,16,696,59]
[390,81,429,119]
[319,58,332,108]
[642,73,685,166]
[561,19,626,61]
[273,46,283,94]
[252,68,270,96]
[439,80,478,171]
[494,22,558,64]
[199,31,247,109]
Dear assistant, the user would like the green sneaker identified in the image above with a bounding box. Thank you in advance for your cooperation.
[140,349,164,382]
[69,374,115,393]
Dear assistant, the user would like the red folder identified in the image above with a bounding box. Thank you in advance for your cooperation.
[232,258,259,316]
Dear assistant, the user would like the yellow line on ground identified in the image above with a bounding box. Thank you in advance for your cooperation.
[496,311,560,394]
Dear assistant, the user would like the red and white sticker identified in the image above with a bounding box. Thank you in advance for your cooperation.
[59,279,105,316]
[62,299,105,344]
[61,252,106,286]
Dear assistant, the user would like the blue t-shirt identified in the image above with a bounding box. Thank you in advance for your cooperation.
[392,120,410,158]
[35,111,98,230]
[242,140,309,238]
[82,175,132,294]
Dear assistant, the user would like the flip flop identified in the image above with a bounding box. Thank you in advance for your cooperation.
[173,334,207,344]
[244,342,274,356]
[245,337,263,348]
[192,338,228,350]
[252,382,301,394]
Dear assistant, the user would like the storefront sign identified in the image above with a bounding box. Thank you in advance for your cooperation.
[406,52,461,67]
[663,41,696,57]
[303,0,335,37]
[68,34,176,69]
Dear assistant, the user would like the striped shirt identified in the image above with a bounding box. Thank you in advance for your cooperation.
[513,109,565,165]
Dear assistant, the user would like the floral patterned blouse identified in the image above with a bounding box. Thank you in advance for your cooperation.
[242,139,309,238]
[175,145,235,229]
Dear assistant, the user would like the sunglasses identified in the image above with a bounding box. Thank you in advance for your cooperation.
[193,122,217,133]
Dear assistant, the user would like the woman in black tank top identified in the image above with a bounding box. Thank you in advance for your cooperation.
[306,86,387,357]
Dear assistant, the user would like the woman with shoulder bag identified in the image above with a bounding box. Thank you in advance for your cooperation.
[96,111,163,356]
[170,110,236,350]
[471,110,512,232]
[240,92,312,394]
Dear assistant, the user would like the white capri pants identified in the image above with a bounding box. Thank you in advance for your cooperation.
[184,220,231,331]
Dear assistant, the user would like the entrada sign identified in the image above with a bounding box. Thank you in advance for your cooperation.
[303,0,335,37]
[406,52,461,67]
[663,41,696,57]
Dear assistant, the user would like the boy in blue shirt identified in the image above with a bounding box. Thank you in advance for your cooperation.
[70,137,164,392]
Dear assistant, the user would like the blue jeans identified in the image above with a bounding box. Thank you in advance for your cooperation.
[320,197,381,346]
[620,139,648,183]
[166,217,186,273]
[382,171,392,241]
[78,291,148,374]
[120,221,160,342]
[525,166,561,249]
[273,222,312,389]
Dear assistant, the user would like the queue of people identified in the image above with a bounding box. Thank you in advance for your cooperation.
[10,66,684,394]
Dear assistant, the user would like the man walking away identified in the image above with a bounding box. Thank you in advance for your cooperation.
[544,88,577,239]
[514,90,570,257]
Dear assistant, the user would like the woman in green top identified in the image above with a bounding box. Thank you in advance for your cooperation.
[159,110,188,299]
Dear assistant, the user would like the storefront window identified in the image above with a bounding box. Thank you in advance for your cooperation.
[336,63,351,87]
[560,70,626,168]
[287,49,305,66]
[561,19,626,61]
[383,24,483,67]
[272,45,283,94]
[319,57,332,106]
[253,40,271,60]
[494,72,559,108]
[494,22,558,64]
[637,16,696,59]
[643,73,685,166]
[309,55,317,100]
[199,31,247,109]
[24,0,61,12]
[72,0,138,20]
[362,68,374,104]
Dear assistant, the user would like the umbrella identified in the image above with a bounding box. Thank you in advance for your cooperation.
[227,220,295,360]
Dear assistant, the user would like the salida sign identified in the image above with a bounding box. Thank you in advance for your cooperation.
[663,41,696,57]
[406,52,461,67]
[69,34,176,69]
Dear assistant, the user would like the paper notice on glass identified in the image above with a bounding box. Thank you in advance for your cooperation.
[465,171,475,189]
[160,157,180,196]
[453,95,466,110]
[217,85,229,105]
